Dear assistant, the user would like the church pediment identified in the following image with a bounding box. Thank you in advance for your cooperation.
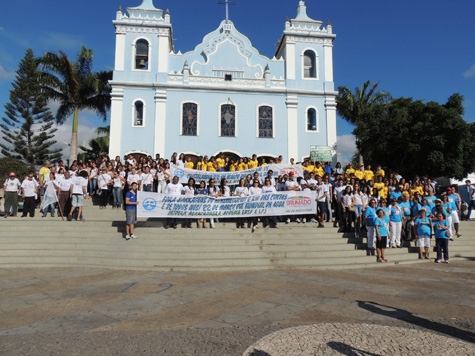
[179,21,276,80]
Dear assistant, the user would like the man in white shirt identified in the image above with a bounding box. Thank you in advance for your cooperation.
[21,171,39,218]
[3,172,21,217]
[69,171,88,221]
[127,167,141,190]
[165,176,184,229]
[58,171,73,217]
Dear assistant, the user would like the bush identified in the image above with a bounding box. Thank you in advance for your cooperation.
[0,157,31,183]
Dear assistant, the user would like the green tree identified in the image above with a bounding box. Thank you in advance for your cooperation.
[354,93,475,180]
[336,80,392,165]
[39,47,112,164]
[0,157,30,183]
[79,126,110,160]
[0,49,61,169]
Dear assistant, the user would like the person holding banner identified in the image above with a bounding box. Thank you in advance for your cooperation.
[262,177,277,229]
[41,173,59,217]
[183,178,196,228]
[165,176,184,229]
[234,178,249,228]
[249,179,263,232]
[208,178,220,228]
[197,180,209,228]
[125,182,139,240]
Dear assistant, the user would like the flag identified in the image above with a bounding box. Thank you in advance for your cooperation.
[40,183,59,211]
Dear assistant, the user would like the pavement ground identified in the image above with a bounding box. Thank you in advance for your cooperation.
[1,261,474,355]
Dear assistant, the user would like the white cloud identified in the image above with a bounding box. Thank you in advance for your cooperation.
[0,64,14,82]
[51,120,97,161]
[463,64,475,78]
[336,134,357,164]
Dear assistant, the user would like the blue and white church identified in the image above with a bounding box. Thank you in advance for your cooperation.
[109,0,337,163]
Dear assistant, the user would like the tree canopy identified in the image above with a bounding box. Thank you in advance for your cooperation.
[353,93,475,180]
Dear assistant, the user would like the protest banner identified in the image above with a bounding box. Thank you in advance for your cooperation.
[169,164,303,185]
[137,191,316,219]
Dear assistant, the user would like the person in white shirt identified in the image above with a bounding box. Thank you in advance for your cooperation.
[333,179,346,228]
[182,177,196,228]
[3,172,21,217]
[341,185,355,232]
[58,171,73,217]
[208,178,220,229]
[165,176,184,229]
[42,172,59,217]
[127,167,141,190]
[69,171,88,221]
[234,178,249,229]
[262,177,278,228]
[89,162,98,198]
[249,179,263,232]
[97,168,112,209]
[315,176,329,228]
[141,166,154,192]
[111,171,125,209]
[285,172,300,224]
[21,171,39,218]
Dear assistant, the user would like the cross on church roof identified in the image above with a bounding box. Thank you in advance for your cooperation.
[217,0,237,24]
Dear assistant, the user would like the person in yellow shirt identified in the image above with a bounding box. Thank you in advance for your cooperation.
[380,180,389,199]
[345,163,355,177]
[373,176,385,197]
[306,161,315,173]
[315,162,324,177]
[229,159,236,172]
[38,161,51,186]
[248,154,258,169]
[201,156,209,171]
[237,158,247,171]
[363,164,374,182]
[216,153,226,172]
[354,164,364,180]
[196,156,203,171]
[207,157,217,172]
[184,156,194,170]
[259,158,267,166]
[375,165,385,179]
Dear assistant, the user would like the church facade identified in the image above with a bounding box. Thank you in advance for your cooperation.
[109,0,337,163]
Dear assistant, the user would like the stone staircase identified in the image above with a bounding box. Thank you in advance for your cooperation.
[1,199,474,271]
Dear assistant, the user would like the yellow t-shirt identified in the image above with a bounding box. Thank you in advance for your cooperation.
[229,163,236,172]
[261,162,267,166]
[376,169,385,178]
[238,163,247,171]
[315,167,324,177]
[185,161,194,169]
[354,170,364,180]
[410,189,420,198]
[248,160,258,169]
[381,186,389,199]
[363,170,374,182]
[39,167,50,184]
[207,162,216,172]
[374,182,385,195]
[306,165,315,173]
[216,158,225,168]
[201,162,208,171]
[346,168,355,176]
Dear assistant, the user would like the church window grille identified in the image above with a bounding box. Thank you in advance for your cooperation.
[182,103,198,136]
[307,108,317,131]
[134,101,144,126]
[220,104,236,137]
[258,106,273,138]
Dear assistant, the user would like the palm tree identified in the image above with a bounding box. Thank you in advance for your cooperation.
[38,47,112,164]
[337,80,392,165]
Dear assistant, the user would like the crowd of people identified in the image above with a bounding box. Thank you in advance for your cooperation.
[3,152,474,262]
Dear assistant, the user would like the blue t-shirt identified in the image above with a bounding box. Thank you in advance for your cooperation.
[198,188,208,195]
[433,219,450,239]
[411,202,422,217]
[390,191,402,200]
[375,217,388,237]
[425,196,436,210]
[432,207,449,217]
[442,203,452,215]
[415,217,431,237]
[126,191,137,210]
[419,205,430,215]
[447,194,458,211]
[389,205,402,222]
[365,207,376,227]
[381,207,390,224]
[399,201,411,216]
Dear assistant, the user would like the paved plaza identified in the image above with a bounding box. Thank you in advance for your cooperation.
[0,261,474,355]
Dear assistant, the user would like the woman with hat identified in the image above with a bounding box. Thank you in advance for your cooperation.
[3,172,21,217]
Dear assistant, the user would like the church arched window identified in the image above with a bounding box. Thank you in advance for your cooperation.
[258,105,273,138]
[303,50,316,78]
[182,102,198,136]
[306,107,318,132]
[135,39,149,70]
[220,104,236,137]
[133,100,144,126]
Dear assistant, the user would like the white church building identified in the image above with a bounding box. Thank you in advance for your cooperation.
[108,0,337,162]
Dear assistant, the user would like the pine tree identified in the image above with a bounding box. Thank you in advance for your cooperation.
[0,49,62,169]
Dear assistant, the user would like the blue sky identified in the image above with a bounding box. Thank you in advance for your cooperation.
[0,0,474,162]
